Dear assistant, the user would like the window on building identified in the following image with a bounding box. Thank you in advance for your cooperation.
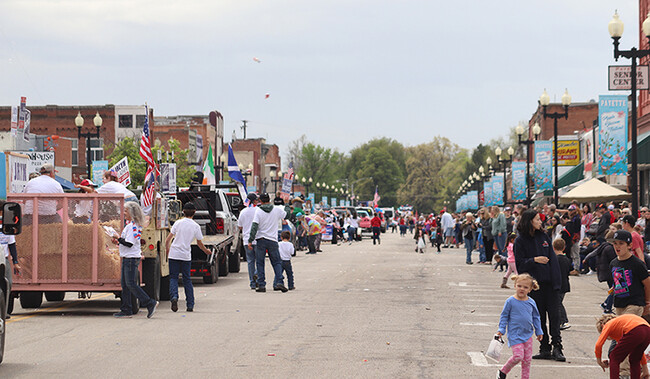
[71,139,78,166]
[119,115,133,128]
[89,138,104,161]
[136,115,146,128]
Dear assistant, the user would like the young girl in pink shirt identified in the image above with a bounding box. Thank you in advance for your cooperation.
[501,233,518,289]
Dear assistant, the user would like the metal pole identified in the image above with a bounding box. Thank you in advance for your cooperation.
[631,54,639,217]
[86,135,92,179]
[503,163,507,206]
[554,117,559,206]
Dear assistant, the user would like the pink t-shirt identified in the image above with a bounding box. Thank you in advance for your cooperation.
[631,231,645,260]
[507,243,515,263]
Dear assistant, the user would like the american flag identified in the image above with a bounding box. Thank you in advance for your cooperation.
[287,161,294,181]
[140,105,157,207]
[373,186,381,207]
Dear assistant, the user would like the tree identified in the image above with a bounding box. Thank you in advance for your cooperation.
[104,137,197,189]
[297,143,345,186]
[286,134,309,171]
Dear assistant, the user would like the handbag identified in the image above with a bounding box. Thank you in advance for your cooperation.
[486,334,505,362]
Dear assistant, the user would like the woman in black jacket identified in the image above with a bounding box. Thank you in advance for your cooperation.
[514,209,565,362]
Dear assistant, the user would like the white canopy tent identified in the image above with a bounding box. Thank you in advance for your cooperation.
[559,178,631,204]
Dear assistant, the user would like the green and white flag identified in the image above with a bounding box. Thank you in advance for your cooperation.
[202,144,216,184]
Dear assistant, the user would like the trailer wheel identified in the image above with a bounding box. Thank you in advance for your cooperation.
[0,288,6,364]
[203,260,217,284]
[159,275,170,301]
[20,291,43,309]
[45,292,65,302]
[142,256,161,301]
[218,248,229,277]
[228,244,241,273]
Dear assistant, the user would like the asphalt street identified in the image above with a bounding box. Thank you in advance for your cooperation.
[1,232,609,378]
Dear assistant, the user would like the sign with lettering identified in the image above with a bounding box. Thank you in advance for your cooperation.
[598,95,628,175]
[534,141,553,191]
[608,65,649,90]
[109,157,131,186]
[16,151,55,177]
[9,154,30,193]
[553,140,581,166]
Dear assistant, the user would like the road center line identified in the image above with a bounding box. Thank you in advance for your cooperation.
[8,293,113,323]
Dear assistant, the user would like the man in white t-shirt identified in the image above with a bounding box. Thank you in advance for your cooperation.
[440,209,454,247]
[23,164,64,225]
[238,193,260,290]
[247,193,292,293]
[165,202,210,312]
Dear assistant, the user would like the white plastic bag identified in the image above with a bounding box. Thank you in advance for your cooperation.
[486,335,505,362]
[417,237,426,250]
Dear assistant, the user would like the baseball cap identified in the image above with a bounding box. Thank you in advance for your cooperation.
[247,193,258,202]
[183,202,196,211]
[622,214,636,225]
[608,204,615,210]
[596,203,606,210]
[295,212,304,218]
[80,179,97,187]
[40,163,57,174]
[259,193,270,202]
[608,230,632,244]
[504,207,511,211]
[568,205,577,211]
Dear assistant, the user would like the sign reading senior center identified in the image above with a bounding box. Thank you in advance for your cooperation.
[598,95,628,175]
[534,141,552,191]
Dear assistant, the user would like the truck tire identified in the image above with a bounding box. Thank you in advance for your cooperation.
[20,291,43,309]
[228,245,241,273]
[203,261,217,284]
[44,292,65,302]
[159,275,170,301]
[218,248,229,277]
[0,288,6,364]
[142,256,161,301]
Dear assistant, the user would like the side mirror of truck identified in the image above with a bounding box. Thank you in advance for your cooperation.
[2,202,22,235]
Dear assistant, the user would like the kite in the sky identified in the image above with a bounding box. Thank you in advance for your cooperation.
[253,57,261,63]
[265,93,270,99]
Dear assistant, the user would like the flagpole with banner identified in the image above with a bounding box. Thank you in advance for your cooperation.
[227,144,247,202]
[202,144,216,185]
[139,103,158,215]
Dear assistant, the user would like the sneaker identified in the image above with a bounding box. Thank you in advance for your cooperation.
[171,299,178,312]
[113,312,133,318]
[496,370,506,379]
[256,287,266,293]
[560,322,571,330]
[532,350,553,360]
[186,308,193,312]
[586,270,596,276]
[251,287,257,290]
[274,285,289,293]
[147,301,159,318]
[289,287,295,290]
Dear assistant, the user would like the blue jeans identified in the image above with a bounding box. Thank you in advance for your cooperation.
[246,244,257,288]
[282,260,294,289]
[347,226,356,241]
[120,257,154,314]
[494,233,507,255]
[169,259,194,309]
[464,237,474,263]
[255,238,284,289]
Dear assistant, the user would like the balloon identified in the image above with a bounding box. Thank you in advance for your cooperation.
[265,93,270,99]
[253,57,261,63]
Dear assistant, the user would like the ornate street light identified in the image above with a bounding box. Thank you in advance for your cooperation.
[540,88,571,206]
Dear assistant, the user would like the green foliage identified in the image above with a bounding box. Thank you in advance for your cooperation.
[105,137,197,189]
[297,143,346,185]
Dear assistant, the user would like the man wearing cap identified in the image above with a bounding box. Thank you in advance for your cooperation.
[238,193,260,290]
[595,204,612,241]
[165,202,211,312]
[609,229,650,316]
[23,163,64,225]
[248,193,292,292]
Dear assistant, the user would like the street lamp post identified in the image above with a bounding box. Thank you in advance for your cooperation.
[608,10,650,217]
[216,153,227,182]
[304,177,313,195]
[539,88,572,206]
[515,122,542,207]
[495,146,514,206]
[75,112,102,179]
[270,170,282,193]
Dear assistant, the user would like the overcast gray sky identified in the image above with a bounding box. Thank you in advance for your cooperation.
[0,0,641,157]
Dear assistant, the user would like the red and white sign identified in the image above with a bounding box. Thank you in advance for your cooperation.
[109,157,131,186]
[608,65,650,90]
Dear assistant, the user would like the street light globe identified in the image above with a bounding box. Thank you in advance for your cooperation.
[270,170,276,178]
[486,157,492,165]
[609,10,624,38]
[515,123,525,136]
[478,165,484,174]
[302,177,306,183]
[532,122,542,136]
[294,174,299,180]
[248,163,254,170]
[643,12,650,37]
[309,177,313,183]
[561,89,571,106]
[74,112,84,127]
[539,89,551,106]
[495,147,502,157]
[93,112,103,127]
[238,163,244,170]
[220,153,227,164]
[316,182,320,188]
[507,146,515,156]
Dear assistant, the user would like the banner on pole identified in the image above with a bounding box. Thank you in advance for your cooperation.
[10,106,18,137]
[23,109,31,142]
[493,174,504,206]
[511,161,527,202]
[467,190,478,210]
[534,141,552,191]
[484,180,493,207]
[92,161,109,187]
[598,95,628,175]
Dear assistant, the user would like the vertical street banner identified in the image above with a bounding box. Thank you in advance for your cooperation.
[467,190,478,210]
[534,141,552,191]
[598,95,628,175]
[23,109,31,142]
[511,161,527,202]
[18,97,26,132]
[484,179,493,207]
[10,106,18,137]
[492,174,504,206]
[160,163,177,192]
[583,128,595,174]
[322,196,328,205]
[340,200,345,207]
[331,197,337,207]
[92,161,109,188]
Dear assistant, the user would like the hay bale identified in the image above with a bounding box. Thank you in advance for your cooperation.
[37,255,62,280]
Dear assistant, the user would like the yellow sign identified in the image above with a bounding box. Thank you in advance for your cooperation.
[553,140,580,166]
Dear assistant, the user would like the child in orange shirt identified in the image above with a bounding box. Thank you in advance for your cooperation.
[595,314,650,379]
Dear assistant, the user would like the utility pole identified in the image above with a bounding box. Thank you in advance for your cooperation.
[241,120,248,139]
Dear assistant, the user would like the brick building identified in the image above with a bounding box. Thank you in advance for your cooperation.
[225,138,281,193]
